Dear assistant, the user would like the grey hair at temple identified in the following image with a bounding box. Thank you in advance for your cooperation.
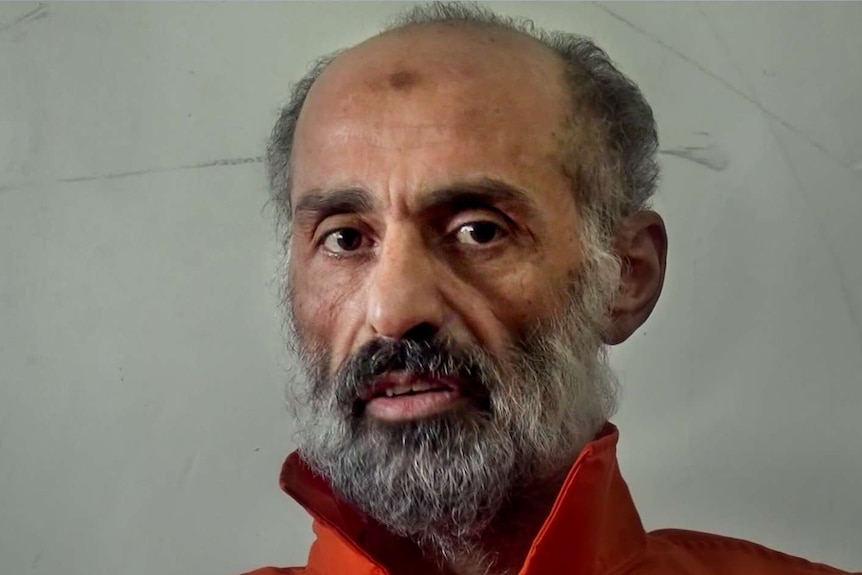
[266,1,659,243]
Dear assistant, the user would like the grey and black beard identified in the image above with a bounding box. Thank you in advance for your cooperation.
[289,272,619,564]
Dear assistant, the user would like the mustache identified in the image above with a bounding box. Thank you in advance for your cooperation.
[329,337,492,410]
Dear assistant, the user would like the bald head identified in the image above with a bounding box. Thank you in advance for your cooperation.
[291,23,573,206]
[314,20,567,98]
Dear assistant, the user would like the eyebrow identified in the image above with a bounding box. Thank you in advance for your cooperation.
[293,187,376,223]
[292,178,543,223]
[417,178,542,219]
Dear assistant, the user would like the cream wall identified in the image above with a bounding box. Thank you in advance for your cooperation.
[1,3,860,574]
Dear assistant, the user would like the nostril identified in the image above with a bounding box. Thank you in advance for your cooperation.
[402,322,438,343]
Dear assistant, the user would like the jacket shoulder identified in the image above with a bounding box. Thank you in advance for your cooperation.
[644,529,855,574]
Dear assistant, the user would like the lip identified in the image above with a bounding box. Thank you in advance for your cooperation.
[366,388,468,422]
[360,372,469,422]
[361,372,460,401]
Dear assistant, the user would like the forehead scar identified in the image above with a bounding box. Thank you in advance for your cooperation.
[388,70,420,90]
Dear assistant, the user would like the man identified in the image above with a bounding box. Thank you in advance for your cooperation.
[245,3,854,575]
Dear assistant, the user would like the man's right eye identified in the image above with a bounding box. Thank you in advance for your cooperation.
[321,228,366,254]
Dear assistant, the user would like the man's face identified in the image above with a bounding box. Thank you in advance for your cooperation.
[284,25,619,553]
[290,25,585,400]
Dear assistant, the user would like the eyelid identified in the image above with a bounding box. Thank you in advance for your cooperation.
[445,208,513,237]
[317,227,376,259]
[442,217,512,252]
[447,206,508,226]
[312,215,377,257]
[312,214,367,243]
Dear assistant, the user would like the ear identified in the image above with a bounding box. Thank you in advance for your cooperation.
[602,210,667,345]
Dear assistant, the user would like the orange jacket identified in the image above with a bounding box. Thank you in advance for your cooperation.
[243,425,855,575]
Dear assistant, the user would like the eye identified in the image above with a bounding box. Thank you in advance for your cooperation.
[321,228,367,254]
[454,221,508,246]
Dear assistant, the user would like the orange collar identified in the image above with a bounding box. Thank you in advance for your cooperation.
[280,423,647,575]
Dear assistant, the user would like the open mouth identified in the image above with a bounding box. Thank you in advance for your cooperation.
[361,373,472,422]
[375,378,457,398]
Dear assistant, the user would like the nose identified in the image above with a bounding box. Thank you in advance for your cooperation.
[365,226,445,341]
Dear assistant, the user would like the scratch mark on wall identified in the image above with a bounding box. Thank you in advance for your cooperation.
[660,145,729,172]
[30,552,42,569]
[0,156,264,193]
[178,453,200,495]
[0,3,48,34]
[57,156,265,184]
[591,3,854,174]
[592,4,752,99]
[769,128,862,350]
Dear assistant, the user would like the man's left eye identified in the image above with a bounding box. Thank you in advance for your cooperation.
[454,221,508,246]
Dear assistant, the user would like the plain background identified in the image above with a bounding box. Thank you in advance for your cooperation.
[1,2,861,574]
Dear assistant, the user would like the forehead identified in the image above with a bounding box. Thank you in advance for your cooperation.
[317,23,566,94]
[291,24,574,208]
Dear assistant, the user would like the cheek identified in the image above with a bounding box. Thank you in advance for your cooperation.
[495,245,584,331]
[499,273,557,334]
[452,261,560,351]
[289,257,367,369]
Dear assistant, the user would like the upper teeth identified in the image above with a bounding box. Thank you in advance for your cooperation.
[384,380,438,397]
